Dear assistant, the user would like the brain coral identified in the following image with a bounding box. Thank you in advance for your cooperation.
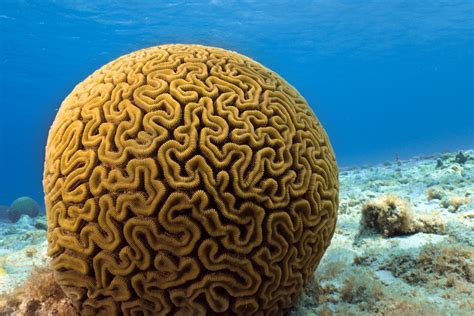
[43,44,339,315]
[8,196,40,222]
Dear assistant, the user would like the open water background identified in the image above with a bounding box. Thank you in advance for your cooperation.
[0,0,473,207]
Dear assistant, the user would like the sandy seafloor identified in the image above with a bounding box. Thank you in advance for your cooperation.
[0,149,472,315]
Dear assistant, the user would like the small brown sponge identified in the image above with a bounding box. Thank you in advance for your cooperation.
[361,194,413,237]
[7,196,40,222]
[361,194,445,237]
[43,44,339,315]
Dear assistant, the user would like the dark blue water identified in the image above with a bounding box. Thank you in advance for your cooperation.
[1,0,473,207]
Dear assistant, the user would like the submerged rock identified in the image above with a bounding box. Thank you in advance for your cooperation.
[34,217,48,231]
[455,151,469,164]
[361,194,413,237]
[360,194,445,237]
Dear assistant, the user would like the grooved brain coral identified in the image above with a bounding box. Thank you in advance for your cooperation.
[43,44,339,315]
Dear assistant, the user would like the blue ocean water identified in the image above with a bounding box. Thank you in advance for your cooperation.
[0,0,473,207]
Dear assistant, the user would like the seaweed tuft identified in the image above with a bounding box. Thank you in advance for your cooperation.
[0,266,76,315]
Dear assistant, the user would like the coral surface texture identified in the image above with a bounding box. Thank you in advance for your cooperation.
[43,44,339,315]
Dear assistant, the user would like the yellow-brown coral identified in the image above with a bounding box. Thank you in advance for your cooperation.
[43,44,339,315]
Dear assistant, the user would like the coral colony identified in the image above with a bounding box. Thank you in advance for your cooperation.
[42,45,339,315]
